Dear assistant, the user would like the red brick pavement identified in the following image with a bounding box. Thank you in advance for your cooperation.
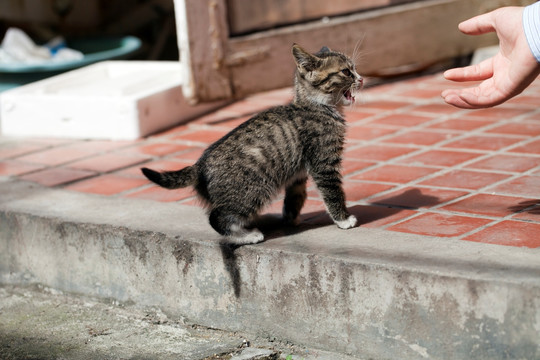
[2,74,540,248]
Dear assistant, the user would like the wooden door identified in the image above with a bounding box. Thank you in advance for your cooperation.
[174,0,535,104]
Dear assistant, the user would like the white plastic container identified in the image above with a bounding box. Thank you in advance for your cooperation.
[0,61,224,140]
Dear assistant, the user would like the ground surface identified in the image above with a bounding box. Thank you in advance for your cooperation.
[0,284,355,360]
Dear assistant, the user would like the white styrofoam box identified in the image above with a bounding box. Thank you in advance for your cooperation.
[0,61,225,140]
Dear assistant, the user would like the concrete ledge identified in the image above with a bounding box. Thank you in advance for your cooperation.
[1,178,539,359]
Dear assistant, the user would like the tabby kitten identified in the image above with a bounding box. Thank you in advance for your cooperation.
[141,44,363,244]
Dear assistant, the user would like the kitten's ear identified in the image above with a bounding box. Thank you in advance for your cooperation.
[318,46,331,54]
[292,44,322,73]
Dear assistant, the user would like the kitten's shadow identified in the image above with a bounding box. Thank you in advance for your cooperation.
[219,188,440,298]
[259,188,441,241]
[219,241,243,298]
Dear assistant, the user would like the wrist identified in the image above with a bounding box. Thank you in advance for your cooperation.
[523,2,540,62]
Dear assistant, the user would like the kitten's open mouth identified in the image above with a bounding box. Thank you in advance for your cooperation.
[344,89,355,103]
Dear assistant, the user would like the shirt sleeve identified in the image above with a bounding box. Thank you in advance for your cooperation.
[523,1,540,63]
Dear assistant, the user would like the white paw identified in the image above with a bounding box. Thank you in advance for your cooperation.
[228,228,264,245]
[335,215,357,229]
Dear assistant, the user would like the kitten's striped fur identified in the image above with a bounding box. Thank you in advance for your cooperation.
[142,44,363,244]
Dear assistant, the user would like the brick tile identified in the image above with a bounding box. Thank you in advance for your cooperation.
[370,114,433,127]
[0,160,46,176]
[425,78,480,89]
[488,176,540,197]
[342,181,394,202]
[398,149,482,167]
[370,187,468,209]
[114,159,193,178]
[442,194,531,218]
[388,213,492,237]
[419,170,511,190]
[350,165,438,183]
[18,138,75,146]
[180,198,205,207]
[463,221,540,248]
[344,111,376,122]
[346,125,397,141]
[346,144,417,161]
[150,124,188,137]
[302,204,416,228]
[465,107,530,120]
[352,205,417,228]
[341,159,375,175]
[410,103,462,114]
[218,116,251,129]
[508,139,540,154]
[65,174,148,195]
[263,199,325,216]
[297,199,326,214]
[15,146,93,166]
[486,122,540,137]
[126,143,191,156]
[19,167,96,187]
[532,168,540,176]
[510,200,540,222]
[67,140,137,152]
[395,88,442,99]
[506,95,540,107]
[427,118,491,132]
[364,81,401,93]
[383,131,452,146]
[466,154,540,173]
[0,142,49,159]
[443,135,523,151]
[360,100,409,111]
[173,147,205,161]
[68,153,151,173]
[522,112,540,122]
[245,87,293,105]
[125,185,195,202]
[218,99,272,116]
[171,129,228,144]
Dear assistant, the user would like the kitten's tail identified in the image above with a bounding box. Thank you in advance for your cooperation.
[141,166,197,189]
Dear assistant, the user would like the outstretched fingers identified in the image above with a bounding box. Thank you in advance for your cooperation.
[443,57,494,82]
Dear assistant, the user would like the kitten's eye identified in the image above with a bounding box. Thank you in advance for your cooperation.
[341,69,352,77]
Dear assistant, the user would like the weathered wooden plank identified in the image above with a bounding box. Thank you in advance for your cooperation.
[174,0,233,103]
[225,0,534,99]
[226,0,418,35]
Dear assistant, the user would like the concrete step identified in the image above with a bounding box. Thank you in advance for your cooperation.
[1,178,539,360]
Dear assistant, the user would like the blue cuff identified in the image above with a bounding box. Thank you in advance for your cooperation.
[524,2,540,63]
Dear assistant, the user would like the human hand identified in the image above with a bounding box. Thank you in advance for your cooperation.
[442,7,540,109]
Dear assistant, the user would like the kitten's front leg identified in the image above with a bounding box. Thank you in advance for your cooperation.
[311,170,357,230]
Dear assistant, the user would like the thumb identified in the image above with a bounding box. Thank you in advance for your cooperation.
[458,11,496,36]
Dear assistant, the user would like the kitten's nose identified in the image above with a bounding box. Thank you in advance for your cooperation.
[356,76,364,88]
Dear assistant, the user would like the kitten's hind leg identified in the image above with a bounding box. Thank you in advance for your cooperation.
[228,225,264,245]
[209,208,264,245]
[283,177,308,226]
